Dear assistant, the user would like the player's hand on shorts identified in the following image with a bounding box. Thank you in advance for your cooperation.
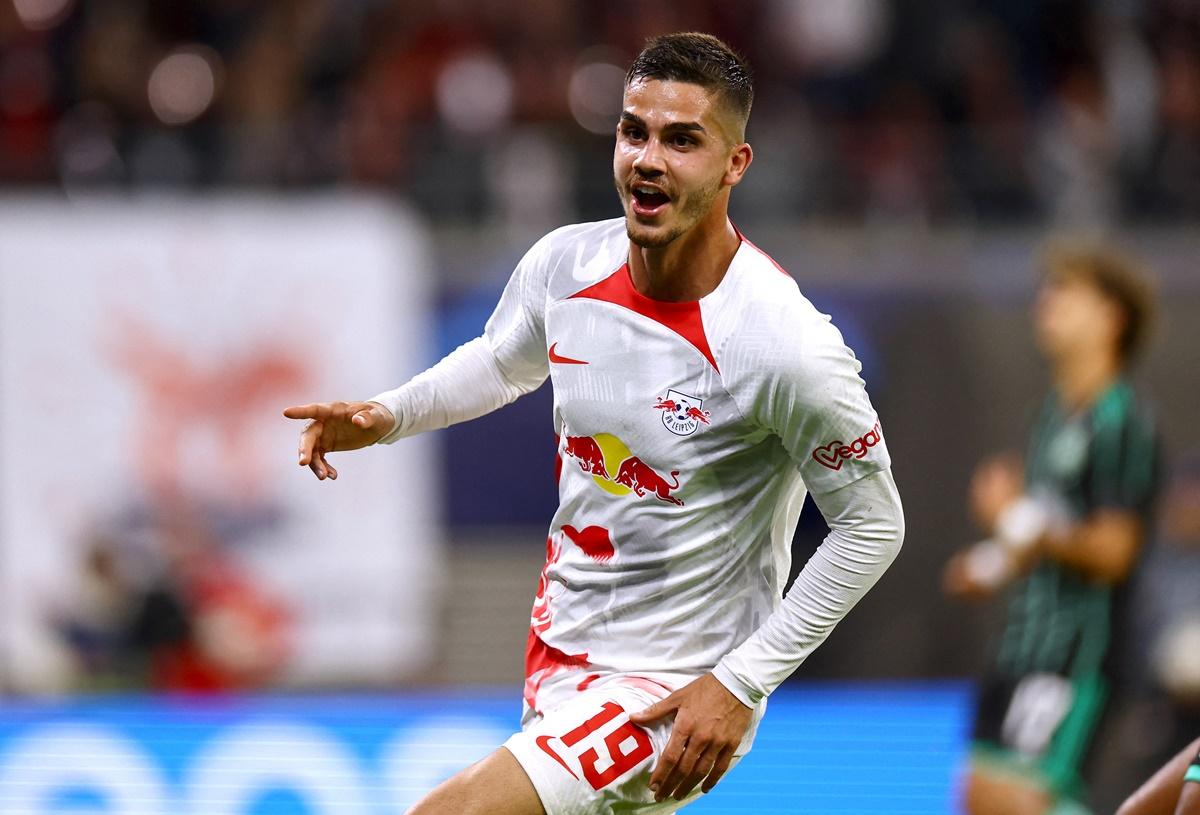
[629,673,752,803]
[282,400,395,481]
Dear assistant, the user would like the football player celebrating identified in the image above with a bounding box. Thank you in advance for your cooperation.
[286,33,902,815]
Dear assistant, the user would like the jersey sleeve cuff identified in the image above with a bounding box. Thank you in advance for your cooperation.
[711,661,762,708]
[367,396,404,444]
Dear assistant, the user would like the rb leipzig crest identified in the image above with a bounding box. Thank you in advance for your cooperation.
[653,389,711,437]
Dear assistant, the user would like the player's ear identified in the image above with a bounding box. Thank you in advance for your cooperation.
[724,142,752,187]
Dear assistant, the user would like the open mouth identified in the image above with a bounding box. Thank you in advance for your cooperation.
[631,185,670,215]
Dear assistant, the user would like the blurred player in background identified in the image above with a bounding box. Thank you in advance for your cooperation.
[1118,737,1200,815]
[286,32,903,815]
[944,243,1161,815]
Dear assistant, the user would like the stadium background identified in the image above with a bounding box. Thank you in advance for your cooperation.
[1,0,1198,812]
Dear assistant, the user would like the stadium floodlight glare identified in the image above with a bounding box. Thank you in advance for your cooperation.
[12,0,73,31]
[147,46,222,126]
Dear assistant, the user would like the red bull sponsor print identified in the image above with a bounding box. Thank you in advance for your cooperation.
[560,430,685,506]
[561,524,616,562]
[614,457,683,506]
[564,434,610,479]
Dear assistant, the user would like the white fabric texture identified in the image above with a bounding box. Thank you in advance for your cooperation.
[370,336,530,443]
[370,231,555,441]
[712,468,904,707]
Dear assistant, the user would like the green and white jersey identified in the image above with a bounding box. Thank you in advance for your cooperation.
[994,379,1160,679]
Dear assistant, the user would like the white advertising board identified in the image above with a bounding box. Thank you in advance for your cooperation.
[0,196,442,691]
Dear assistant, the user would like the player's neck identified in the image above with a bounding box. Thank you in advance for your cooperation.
[1052,349,1121,412]
[628,210,740,302]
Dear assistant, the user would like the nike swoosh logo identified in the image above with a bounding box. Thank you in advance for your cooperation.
[548,342,588,365]
[536,735,579,779]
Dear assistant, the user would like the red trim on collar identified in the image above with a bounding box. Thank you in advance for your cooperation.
[569,263,720,373]
[732,222,790,277]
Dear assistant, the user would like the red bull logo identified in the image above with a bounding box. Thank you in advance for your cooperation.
[561,431,684,505]
[614,457,682,506]
[563,435,609,479]
[653,388,710,436]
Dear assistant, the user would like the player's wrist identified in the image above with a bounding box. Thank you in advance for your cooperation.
[962,539,1016,590]
[367,401,396,438]
[994,495,1049,554]
[366,398,403,444]
[711,662,761,708]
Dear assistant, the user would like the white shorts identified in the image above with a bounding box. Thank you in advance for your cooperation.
[503,677,742,815]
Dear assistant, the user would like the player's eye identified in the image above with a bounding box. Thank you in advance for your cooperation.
[621,125,646,142]
[670,134,695,148]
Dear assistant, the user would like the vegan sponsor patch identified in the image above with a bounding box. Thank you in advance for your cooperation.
[811,422,883,471]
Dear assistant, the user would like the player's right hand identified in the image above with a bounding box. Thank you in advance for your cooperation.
[941,542,1011,600]
[282,400,395,481]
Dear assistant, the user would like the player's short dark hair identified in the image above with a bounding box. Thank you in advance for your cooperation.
[1041,240,1158,364]
[626,32,754,139]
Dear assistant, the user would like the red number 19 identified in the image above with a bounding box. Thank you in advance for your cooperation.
[558,702,654,790]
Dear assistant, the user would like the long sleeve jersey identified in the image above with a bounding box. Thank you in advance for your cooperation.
[372,218,903,729]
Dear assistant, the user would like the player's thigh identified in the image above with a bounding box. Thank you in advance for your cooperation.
[407,745,546,815]
[964,766,1054,815]
[504,684,726,815]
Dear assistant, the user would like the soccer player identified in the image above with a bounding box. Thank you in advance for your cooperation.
[1117,737,1200,815]
[286,33,903,814]
[943,243,1160,815]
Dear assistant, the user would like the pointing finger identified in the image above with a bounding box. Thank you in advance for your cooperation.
[284,403,330,421]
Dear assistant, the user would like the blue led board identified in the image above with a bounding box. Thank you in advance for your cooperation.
[0,682,972,813]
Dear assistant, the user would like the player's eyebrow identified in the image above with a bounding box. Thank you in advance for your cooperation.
[620,111,707,134]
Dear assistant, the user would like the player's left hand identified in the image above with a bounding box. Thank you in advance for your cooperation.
[628,673,752,802]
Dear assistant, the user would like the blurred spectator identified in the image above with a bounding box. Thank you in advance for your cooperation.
[51,502,292,692]
[0,0,1196,225]
[942,241,1161,814]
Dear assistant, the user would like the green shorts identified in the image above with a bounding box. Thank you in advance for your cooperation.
[970,671,1108,804]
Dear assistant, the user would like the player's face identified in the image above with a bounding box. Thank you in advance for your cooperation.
[613,79,747,249]
[1034,276,1123,361]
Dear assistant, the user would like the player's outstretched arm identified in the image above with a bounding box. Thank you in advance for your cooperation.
[282,400,394,480]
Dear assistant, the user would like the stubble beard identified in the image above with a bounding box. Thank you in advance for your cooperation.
[620,175,724,249]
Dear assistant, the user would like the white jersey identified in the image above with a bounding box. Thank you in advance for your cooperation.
[377,217,892,721]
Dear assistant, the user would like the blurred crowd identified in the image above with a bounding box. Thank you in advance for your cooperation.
[2,0,1199,227]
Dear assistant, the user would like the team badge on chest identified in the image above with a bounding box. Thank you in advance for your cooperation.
[653,388,710,436]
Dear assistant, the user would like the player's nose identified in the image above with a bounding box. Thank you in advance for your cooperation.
[632,139,666,175]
